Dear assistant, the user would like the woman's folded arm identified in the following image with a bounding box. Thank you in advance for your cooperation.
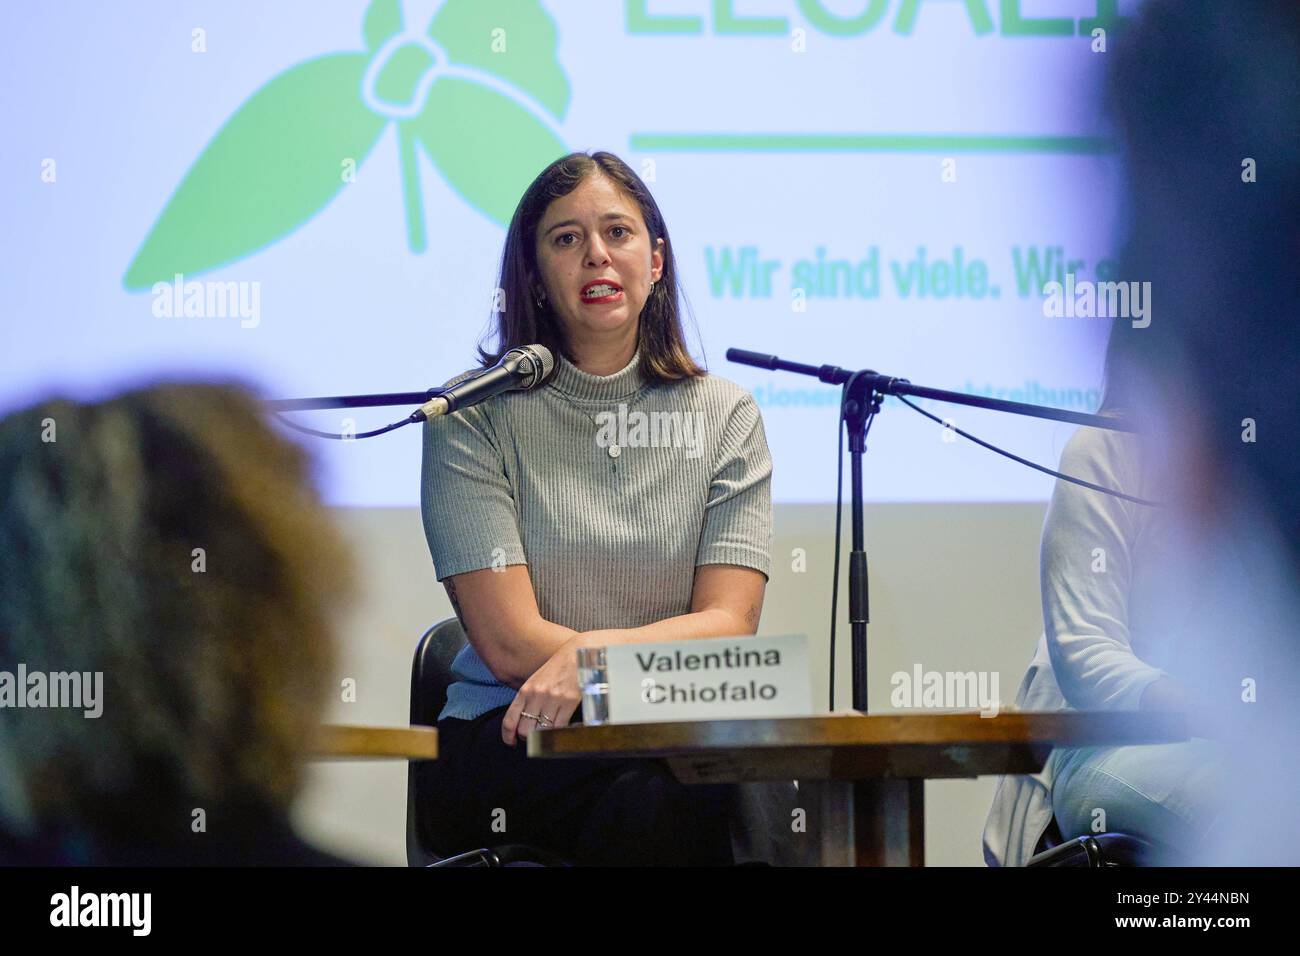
[446,562,767,687]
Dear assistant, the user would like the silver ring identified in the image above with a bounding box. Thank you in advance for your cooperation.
[520,711,541,721]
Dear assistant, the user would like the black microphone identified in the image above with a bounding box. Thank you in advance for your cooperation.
[725,348,782,370]
[416,345,555,420]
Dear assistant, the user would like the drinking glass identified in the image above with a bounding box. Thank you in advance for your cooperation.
[576,646,608,725]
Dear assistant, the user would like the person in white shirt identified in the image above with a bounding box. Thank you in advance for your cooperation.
[983,412,1229,865]
[986,0,1300,866]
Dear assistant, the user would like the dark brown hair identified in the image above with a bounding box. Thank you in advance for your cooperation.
[476,151,705,383]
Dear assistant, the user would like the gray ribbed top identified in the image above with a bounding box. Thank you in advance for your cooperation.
[420,349,773,721]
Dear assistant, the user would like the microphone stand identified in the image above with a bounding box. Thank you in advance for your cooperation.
[726,348,1138,714]
[265,389,446,412]
[267,344,552,423]
[265,388,457,439]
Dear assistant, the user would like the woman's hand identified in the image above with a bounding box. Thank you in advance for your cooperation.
[501,635,584,746]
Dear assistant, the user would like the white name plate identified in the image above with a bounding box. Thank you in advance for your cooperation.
[604,634,813,724]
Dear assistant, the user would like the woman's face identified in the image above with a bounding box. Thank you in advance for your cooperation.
[534,173,664,352]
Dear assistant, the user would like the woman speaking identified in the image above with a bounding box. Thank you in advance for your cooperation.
[419,151,774,865]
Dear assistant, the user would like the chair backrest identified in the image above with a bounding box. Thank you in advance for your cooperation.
[410,617,468,727]
[407,616,468,866]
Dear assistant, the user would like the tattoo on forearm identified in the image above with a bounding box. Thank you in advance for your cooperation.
[445,579,466,629]
[744,603,760,631]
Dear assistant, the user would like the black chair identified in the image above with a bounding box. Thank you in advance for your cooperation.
[406,617,571,867]
[1026,815,1180,867]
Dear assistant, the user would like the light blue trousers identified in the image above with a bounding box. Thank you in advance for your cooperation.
[1047,738,1227,853]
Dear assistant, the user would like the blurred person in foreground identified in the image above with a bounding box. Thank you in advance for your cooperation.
[1104,0,1300,865]
[0,383,356,865]
[987,0,1300,866]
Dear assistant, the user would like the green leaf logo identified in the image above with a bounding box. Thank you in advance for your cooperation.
[124,0,570,290]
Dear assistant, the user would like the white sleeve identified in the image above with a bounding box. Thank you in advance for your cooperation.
[1041,426,1169,711]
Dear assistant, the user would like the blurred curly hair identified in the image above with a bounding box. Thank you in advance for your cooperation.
[0,383,353,840]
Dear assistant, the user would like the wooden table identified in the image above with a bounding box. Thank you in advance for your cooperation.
[311,724,438,760]
[529,711,1186,866]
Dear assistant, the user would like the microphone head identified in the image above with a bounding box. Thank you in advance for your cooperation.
[506,345,555,389]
